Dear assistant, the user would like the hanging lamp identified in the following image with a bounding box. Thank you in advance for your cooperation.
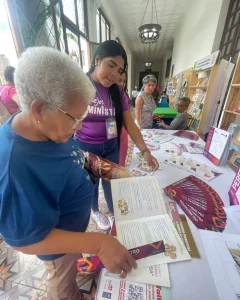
[138,0,161,44]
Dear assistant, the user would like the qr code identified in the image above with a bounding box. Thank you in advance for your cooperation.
[128,284,144,300]
[102,291,111,299]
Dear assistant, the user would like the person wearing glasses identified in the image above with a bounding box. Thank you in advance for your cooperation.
[0,47,137,300]
[135,75,157,130]
[74,40,159,231]
[157,97,190,130]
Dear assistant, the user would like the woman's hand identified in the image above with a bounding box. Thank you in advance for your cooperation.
[157,120,165,127]
[97,235,137,278]
[142,151,159,171]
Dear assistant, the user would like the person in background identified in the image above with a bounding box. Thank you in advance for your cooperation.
[74,40,159,231]
[152,85,161,104]
[135,75,157,130]
[118,70,129,167]
[158,97,190,130]
[0,47,137,300]
[0,66,19,114]
[131,84,139,107]
[159,90,169,104]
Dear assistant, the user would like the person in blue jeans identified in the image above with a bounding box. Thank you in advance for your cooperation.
[0,47,137,300]
[75,40,159,231]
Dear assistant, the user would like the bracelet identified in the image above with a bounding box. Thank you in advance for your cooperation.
[141,148,151,155]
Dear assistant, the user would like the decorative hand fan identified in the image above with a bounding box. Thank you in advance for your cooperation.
[84,152,131,182]
[173,130,199,141]
[163,175,226,232]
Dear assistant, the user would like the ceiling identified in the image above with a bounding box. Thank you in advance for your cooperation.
[100,0,192,61]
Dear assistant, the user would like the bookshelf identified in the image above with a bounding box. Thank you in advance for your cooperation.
[169,68,192,109]
[220,54,240,130]
[187,65,219,136]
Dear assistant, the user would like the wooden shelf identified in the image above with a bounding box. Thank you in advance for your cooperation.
[192,67,212,75]
[189,85,208,89]
[224,109,240,115]
[231,84,240,88]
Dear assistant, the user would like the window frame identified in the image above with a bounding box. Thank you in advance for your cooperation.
[97,8,111,43]
[59,0,89,69]
[219,0,240,63]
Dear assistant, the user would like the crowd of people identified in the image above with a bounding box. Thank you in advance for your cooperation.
[0,40,189,299]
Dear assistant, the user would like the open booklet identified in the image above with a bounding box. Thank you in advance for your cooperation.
[111,177,191,269]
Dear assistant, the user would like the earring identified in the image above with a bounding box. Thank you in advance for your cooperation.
[37,121,40,124]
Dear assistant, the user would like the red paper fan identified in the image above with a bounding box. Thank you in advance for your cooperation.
[173,130,199,141]
[163,175,226,232]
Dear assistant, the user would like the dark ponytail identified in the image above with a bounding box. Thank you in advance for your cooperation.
[89,40,128,145]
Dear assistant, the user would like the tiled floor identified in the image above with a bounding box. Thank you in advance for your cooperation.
[0,188,108,300]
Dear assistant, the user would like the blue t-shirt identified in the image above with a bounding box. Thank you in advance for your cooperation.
[0,116,94,260]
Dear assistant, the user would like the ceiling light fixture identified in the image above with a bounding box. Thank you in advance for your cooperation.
[138,0,161,44]
[144,62,152,68]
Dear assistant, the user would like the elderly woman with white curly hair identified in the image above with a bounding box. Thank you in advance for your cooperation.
[135,74,157,130]
[0,47,137,300]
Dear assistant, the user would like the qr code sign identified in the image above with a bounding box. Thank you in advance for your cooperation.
[128,284,144,300]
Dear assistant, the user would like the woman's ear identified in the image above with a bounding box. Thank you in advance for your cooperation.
[95,56,100,66]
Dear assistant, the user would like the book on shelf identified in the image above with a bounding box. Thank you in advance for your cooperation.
[203,127,232,166]
[227,123,240,172]
[196,76,209,86]
[235,103,240,113]
[189,102,203,118]
[191,118,200,130]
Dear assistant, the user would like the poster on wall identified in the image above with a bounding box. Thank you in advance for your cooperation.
[193,50,220,72]
[167,81,173,95]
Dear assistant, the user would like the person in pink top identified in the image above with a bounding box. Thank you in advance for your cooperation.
[74,40,159,231]
[0,66,19,115]
[118,70,129,167]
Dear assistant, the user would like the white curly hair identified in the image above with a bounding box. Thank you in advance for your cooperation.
[14,47,95,113]
[142,74,157,86]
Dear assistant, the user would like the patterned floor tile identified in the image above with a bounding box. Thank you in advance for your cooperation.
[0,242,35,284]
[6,283,51,300]
[20,257,48,291]
[77,272,99,300]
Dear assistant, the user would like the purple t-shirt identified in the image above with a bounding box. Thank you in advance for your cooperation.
[75,81,129,144]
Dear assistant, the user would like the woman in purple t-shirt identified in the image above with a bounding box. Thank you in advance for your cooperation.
[75,40,159,230]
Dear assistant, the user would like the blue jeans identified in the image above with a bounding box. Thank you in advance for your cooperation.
[75,138,119,214]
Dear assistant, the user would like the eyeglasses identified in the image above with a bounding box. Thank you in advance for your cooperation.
[57,107,88,129]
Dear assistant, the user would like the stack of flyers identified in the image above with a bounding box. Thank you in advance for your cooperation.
[180,143,205,154]
[164,156,222,181]
[164,143,182,155]
[131,162,154,177]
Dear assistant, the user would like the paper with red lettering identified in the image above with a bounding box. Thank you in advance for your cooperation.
[95,269,172,299]
[229,166,240,205]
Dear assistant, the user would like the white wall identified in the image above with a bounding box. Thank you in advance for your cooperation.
[171,0,230,75]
